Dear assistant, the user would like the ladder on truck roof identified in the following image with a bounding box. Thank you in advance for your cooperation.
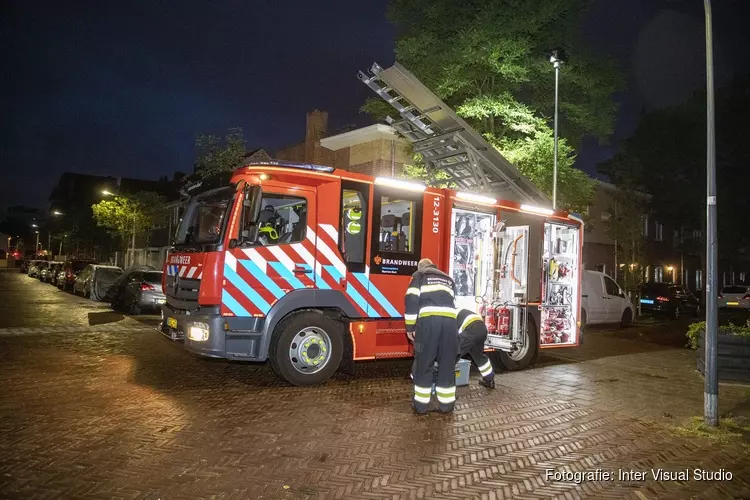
[358,62,550,206]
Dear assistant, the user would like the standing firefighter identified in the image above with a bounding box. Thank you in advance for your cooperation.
[405,258,458,414]
[456,309,496,389]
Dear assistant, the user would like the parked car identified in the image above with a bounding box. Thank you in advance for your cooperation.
[43,262,63,284]
[74,264,123,301]
[639,282,701,319]
[57,259,97,291]
[20,260,30,273]
[718,285,750,309]
[27,260,42,277]
[36,261,51,281]
[110,266,165,314]
[581,270,634,330]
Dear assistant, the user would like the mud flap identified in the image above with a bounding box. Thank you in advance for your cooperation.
[338,333,356,376]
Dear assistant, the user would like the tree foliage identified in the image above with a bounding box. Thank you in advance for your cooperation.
[599,73,750,256]
[365,0,622,212]
[91,191,168,245]
[194,127,247,179]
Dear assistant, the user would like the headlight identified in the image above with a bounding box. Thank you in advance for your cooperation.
[187,322,210,342]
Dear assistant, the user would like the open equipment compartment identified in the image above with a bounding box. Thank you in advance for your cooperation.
[448,207,496,313]
[541,222,581,345]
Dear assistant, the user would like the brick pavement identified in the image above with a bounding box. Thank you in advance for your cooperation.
[1,272,749,500]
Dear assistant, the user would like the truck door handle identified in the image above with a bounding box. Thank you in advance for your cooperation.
[293,266,312,274]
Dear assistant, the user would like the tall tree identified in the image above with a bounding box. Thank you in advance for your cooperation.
[91,191,168,248]
[599,73,750,259]
[194,127,247,179]
[364,0,623,212]
[602,184,647,294]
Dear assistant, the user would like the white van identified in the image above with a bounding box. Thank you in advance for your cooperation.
[581,270,634,330]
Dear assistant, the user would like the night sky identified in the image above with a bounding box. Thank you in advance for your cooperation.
[2,0,749,213]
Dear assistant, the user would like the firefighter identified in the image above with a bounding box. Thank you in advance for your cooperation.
[405,258,458,414]
[456,308,496,389]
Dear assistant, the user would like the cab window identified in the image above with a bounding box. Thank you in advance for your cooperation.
[604,276,620,296]
[253,193,308,246]
[339,182,368,271]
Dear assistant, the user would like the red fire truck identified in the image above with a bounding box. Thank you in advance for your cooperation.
[160,160,583,386]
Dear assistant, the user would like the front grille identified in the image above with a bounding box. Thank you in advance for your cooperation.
[165,274,201,307]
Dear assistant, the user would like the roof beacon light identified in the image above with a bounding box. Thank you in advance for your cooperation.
[250,160,334,173]
[520,204,554,216]
[374,177,427,192]
[456,192,497,205]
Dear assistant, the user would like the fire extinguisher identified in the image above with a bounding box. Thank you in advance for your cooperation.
[481,302,497,334]
[496,306,511,335]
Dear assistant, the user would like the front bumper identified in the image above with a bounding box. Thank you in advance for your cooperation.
[160,303,226,358]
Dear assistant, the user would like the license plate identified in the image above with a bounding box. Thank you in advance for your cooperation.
[640,299,654,304]
[156,299,165,304]
[727,302,739,306]
[167,317,178,329]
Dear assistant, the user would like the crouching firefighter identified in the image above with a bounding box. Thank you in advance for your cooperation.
[405,258,458,414]
[456,309,496,389]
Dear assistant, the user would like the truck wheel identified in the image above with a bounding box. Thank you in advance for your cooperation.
[497,315,539,371]
[269,312,343,386]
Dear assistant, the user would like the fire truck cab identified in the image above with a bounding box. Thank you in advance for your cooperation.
[161,160,583,386]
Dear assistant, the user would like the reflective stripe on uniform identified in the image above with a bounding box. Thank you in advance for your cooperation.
[478,360,494,377]
[418,306,457,319]
[419,283,454,296]
[404,313,417,326]
[406,287,420,296]
[414,385,431,404]
[459,313,483,333]
[435,385,456,404]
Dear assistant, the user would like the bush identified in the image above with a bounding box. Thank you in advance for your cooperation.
[686,320,750,349]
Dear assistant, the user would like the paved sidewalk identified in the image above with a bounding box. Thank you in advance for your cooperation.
[0,273,749,499]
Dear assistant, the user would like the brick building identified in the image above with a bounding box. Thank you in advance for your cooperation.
[583,181,704,292]
[275,110,412,176]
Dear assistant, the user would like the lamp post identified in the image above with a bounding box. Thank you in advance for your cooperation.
[102,190,136,267]
[703,0,719,427]
[549,48,568,210]
[35,231,40,255]
[50,211,63,257]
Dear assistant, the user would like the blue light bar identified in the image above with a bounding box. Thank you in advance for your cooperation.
[246,160,335,173]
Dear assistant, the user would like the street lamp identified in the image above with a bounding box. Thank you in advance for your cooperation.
[549,47,568,210]
[102,190,137,267]
[703,0,719,428]
[53,210,63,216]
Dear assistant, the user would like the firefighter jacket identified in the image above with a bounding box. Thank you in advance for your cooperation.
[404,264,457,333]
[456,309,486,337]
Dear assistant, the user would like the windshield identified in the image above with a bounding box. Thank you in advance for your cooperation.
[72,261,95,271]
[175,186,234,246]
[722,286,747,294]
[642,283,670,294]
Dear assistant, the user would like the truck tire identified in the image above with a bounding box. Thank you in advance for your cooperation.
[269,311,344,386]
[495,314,539,371]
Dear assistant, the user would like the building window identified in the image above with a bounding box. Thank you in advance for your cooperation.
[693,229,702,239]
[673,229,680,248]
[600,211,611,222]
[654,266,663,283]
[740,272,746,284]
[683,269,689,288]
[654,221,663,242]
[696,270,703,290]
[642,215,649,237]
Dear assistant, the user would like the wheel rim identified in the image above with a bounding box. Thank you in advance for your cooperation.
[507,337,530,361]
[288,326,332,374]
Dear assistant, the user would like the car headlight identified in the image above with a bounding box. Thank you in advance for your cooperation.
[187,322,210,342]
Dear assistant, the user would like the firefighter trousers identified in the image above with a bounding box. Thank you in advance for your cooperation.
[412,316,459,413]
[458,330,495,382]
